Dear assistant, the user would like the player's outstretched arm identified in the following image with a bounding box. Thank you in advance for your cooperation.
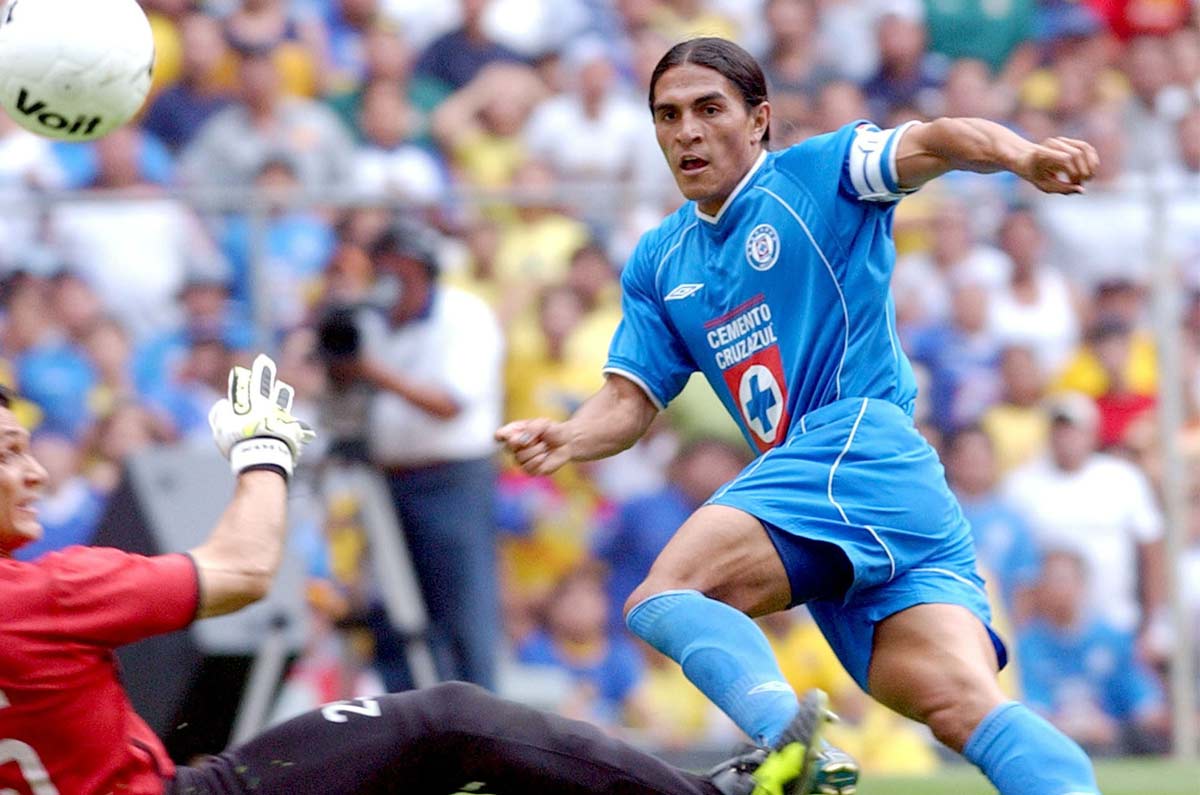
[191,354,315,618]
[893,117,1099,195]
[496,374,658,476]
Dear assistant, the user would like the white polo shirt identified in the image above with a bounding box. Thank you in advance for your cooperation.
[1003,453,1164,631]
[364,286,504,466]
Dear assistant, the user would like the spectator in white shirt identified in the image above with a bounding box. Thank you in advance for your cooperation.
[1003,392,1167,652]
[50,128,227,339]
[180,42,356,192]
[1035,110,1161,288]
[988,205,1081,375]
[893,198,1012,337]
[1119,35,1184,177]
[523,37,648,185]
[334,221,504,692]
[0,114,63,272]
[352,80,448,208]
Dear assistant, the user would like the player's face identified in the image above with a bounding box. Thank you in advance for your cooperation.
[652,63,770,216]
[0,408,47,555]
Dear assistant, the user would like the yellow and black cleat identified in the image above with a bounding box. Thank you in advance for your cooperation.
[750,690,835,795]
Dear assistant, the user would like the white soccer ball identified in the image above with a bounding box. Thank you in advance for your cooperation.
[0,0,154,141]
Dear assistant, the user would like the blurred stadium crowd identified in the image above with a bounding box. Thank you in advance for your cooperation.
[1,0,1200,774]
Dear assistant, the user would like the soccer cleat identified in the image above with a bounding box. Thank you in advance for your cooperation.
[810,741,859,795]
[749,689,836,795]
[707,748,768,795]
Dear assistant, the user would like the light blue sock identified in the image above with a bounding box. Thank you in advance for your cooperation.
[626,589,798,745]
[963,701,1100,795]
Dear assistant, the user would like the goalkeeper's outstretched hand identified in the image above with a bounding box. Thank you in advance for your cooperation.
[208,353,316,479]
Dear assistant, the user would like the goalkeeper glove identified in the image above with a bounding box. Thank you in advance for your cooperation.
[208,353,316,479]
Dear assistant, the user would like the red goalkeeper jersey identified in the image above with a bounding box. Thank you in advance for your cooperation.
[0,546,198,795]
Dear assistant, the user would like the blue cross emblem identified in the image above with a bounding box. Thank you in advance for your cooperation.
[744,373,777,433]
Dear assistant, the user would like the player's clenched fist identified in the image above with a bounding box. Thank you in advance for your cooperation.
[209,353,316,478]
[1015,136,1100,195]
[495,418,574,476]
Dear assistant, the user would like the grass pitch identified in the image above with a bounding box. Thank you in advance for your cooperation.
[862,758,1200,794]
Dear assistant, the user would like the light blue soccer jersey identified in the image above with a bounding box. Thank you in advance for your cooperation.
[605,121,919,453]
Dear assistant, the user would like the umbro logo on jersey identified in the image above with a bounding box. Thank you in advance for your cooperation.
[665,283,704,301]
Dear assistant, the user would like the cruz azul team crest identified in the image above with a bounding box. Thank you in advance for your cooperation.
[744,223,780,271]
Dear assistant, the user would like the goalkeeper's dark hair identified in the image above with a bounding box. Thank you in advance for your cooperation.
[648,37,770,144]
[0,385,13,410]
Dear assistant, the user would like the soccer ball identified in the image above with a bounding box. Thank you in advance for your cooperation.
[0,0,154,141]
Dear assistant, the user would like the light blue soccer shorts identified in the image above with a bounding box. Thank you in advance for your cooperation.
[707,396,1007,691]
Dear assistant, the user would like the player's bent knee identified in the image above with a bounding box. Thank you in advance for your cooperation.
[921,694,989,751]
[872,655,1004,751]
[623,580,669,620]
[905,672,1004,751]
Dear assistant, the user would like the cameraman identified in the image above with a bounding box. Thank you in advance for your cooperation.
[321,222,505,691]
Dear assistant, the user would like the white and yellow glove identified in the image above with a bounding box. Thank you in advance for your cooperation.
[208,354,316,479]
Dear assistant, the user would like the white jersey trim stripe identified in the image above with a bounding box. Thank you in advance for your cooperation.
[755,185,848,401]
[866,526,896,582]
[696,150,768,225]
[884,296,898,364]
[654,221,699,295]
[828,399,897,581]
[909,567,989,600]
[602,367,666,411]
[709,444,781,502]
[826,399,868,526]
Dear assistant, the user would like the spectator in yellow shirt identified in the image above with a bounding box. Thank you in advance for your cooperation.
[981,345,1051,474]
[505,285,603,423]
[1054,313,1158,399]
[649,0,739,43]
[431,62,546,192]
[494,160,592,289]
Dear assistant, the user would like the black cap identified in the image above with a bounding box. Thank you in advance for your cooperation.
[1094,277,1139,296]
[226,32,278,59]
[1046,391,1099,429]
[256,151,300,176]
[176,265,230,299]
[369,220,440,277]
[1087,314,1130,343]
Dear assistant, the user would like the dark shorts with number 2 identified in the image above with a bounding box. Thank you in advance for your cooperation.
[167,682,720,795]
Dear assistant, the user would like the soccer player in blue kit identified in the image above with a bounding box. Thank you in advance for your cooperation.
[498,38,1102,795]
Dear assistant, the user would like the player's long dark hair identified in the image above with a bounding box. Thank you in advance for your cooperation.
[648,37,771,143]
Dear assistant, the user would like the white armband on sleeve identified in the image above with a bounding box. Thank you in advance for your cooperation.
[847,120,921,202]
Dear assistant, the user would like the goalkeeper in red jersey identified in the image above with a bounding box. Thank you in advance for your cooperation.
[0,355,814,795]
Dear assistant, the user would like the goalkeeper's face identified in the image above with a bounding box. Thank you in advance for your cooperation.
[0,408,47,556]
